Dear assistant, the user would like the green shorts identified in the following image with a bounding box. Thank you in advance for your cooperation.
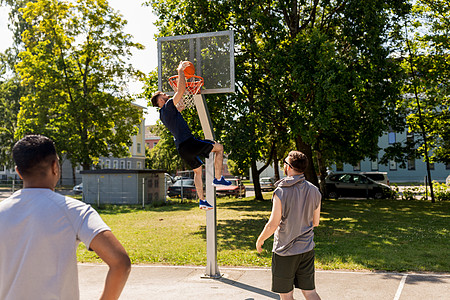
[271,249,316,293]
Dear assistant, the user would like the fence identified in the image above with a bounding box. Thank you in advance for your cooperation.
[0,179,23,192]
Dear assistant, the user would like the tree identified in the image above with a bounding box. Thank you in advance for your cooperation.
[408,0,450,166]
[381,0,450,203]
[145,124,186,174]
[0,57,23,166]
[15,0,144,171]
[145,0,410,198]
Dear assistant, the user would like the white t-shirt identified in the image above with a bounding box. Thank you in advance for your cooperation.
[0,188,110,300]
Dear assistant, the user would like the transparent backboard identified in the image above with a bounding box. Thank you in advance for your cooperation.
[157,30,235,95]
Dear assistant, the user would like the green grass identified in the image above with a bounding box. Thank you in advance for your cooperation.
[77,195,449,272]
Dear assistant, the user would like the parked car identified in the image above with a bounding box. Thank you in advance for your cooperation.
[325,172,392,199]
[73,182,83,194]
[260,177,275,191]
[216,178,246,197]
[359,171,390,185]
[167,178,197,199]
[165,173,175,188]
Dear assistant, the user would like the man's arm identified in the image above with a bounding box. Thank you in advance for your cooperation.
[313,202,321,227]
[256,194,282,253]
[89,230,131,300]
[172,61,189,108]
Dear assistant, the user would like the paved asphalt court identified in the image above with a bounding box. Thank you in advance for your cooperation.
[2,191,448,299]
[79,264,449,300]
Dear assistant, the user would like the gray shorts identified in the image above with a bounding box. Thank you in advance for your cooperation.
[271,250,316,293]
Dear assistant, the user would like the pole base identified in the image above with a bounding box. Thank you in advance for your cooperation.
[201,273,223,279]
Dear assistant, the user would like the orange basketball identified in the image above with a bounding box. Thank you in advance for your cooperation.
[184,61,195,79]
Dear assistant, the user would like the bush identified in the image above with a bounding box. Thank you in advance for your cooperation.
[433,181,450,201]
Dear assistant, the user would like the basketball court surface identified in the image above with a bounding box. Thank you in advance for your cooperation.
[78,264,449,300]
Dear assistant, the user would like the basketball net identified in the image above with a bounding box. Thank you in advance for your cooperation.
[168,75,204,110]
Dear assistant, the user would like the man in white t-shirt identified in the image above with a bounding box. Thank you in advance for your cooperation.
[0,135,131,300]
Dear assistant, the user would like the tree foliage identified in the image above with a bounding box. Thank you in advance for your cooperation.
[404,0,450,164]
[0,66,23,166]
[15,0,144,170]
[145,0,411,198]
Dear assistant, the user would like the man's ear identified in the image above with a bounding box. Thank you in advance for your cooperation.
[15,166,24,180]
[51,159,59,175]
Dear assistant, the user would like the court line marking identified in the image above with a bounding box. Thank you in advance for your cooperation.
[79,263,450,277]
[393,274,408,300]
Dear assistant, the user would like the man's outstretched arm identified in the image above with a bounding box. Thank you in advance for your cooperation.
[173,61,189,107]
[89,230,131,300]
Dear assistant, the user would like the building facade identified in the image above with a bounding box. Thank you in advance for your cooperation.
[1,103,147,186]
[250,130,449,183]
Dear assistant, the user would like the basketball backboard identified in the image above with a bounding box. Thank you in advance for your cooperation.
[157,30,235,95]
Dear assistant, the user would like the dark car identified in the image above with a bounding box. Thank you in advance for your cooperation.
[359,172,390,185]
[216,178,246,197]
[167,178,197,199]
[325,172,392,199]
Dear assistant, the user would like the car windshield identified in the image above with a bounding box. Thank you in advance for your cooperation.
[173,179,194,186]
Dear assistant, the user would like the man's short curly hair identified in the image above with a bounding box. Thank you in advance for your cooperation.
[287,151,308,173]
[12,135,57,178]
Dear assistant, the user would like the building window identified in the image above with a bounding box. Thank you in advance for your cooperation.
[0,166,6,174]
[10,168,16,174]
[137,143,141,153]
[113,160,118,169]
[137,162,142,169]
[371,159,378,171]
[120,161,125,169]
[127,161,132,169]
[407,157,415,170]
[75,165,82,173]
[389,160,397,171]
[104,160,110,169]
[388,132,396,144]
[353,162,361,171]
[153,142,158,147]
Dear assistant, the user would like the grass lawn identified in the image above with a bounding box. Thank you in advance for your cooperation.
[77,195,449,272]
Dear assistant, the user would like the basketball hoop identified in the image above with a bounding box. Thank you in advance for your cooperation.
[168,75,204,110]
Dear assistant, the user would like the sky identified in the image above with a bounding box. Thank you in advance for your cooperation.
[0,0,160,125]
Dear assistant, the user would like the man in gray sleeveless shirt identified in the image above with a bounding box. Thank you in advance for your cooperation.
[256,151,322,300]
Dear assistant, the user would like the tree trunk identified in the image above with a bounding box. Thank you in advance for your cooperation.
[295,135,319,188]
[315,149,327,199]
[72,165,76,187]
[273,157,280,181]
[251,159,264,200]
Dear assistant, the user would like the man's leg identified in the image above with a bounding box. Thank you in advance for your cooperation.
[301,289,321,300]
[211,142,224,180]
[279,290,294,300]
[193,166,204,200]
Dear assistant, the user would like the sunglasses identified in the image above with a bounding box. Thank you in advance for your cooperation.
[283,158,294,169]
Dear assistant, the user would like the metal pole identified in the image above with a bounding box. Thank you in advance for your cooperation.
[142,177,145,209]
[97,177,100,207]
[194,94,221,278]
[181,178,184,202]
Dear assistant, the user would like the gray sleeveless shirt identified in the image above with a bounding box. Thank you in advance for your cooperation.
[272,174,322,256]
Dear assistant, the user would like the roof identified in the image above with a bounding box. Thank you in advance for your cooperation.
[81,169,166,174]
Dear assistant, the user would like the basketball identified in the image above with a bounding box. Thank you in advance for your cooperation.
[184,61,195,79]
